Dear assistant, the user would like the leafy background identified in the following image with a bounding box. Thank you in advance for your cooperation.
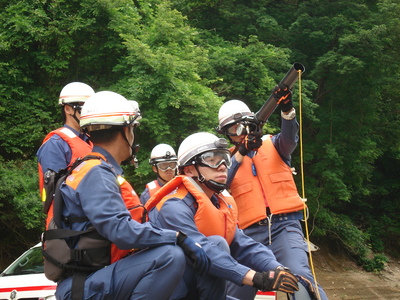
[1,0,399,271]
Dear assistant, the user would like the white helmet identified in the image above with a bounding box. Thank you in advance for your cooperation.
[178,132,231,193]
[149,144,177,165]
[58,82,95,105]
[80,91,141,131]
[216,99,254,133]
[178,132,230,167]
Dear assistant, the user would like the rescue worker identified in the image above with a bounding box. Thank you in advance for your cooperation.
[52,91,210,300]
[145,132,300,300]
[37,82,95,202]
[140,143,178,205]
[216,85,328,300]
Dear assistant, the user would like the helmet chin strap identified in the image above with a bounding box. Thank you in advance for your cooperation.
[194,165,227,193]
[119,127,140,165]
[69,106,81,128]
[72,114,80,127]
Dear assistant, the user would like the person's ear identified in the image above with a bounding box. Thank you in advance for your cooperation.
[152,166,158,173]
[123,126,132,137]
[64,105,74,115]
[183,165,197,177]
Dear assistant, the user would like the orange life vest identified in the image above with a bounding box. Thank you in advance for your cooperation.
[230,136,305,229]
[146,176,238,245]
[38,127,93,201]
[46,152,146,264]
[146,180,162,198]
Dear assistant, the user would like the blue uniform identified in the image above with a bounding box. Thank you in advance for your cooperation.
[55,146,185,300]
[227,118,328,300]
[149,191,282,299]
[36,125,90,173]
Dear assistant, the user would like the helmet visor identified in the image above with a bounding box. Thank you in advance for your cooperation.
[197,150,232,169]
[156,161,178,171]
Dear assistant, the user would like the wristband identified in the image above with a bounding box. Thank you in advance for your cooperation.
[281,108,296,120]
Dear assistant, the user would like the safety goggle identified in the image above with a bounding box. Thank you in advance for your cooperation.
[225,122,258,136]
[156,161,178,171]
[68,102,85,113]
[196,150,232,169]
[225,123,242,136]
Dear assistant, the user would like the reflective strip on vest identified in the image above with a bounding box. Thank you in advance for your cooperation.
[38,127,93,200]
[147,180,161,198]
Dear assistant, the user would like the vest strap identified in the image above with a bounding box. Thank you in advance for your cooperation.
[71,272,87,300]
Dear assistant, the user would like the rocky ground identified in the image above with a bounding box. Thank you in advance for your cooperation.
[277,242,400,299]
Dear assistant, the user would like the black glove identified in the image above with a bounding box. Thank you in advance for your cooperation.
[176,231,210,275]
[273,83,293,112]
[253,267,299,293]
[238,133,263,156]
[296,274,319,300]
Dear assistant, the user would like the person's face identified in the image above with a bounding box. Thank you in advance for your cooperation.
[226,123,245,144]
[152,161,177,182]
[64,103,84,130]
[197,163,228,184]
[65,103,84,119]
[185,150,230,184]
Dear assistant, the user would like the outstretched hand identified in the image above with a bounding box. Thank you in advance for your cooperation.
[273,83,293,112]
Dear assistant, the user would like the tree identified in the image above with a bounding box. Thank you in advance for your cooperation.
[1,0,399,268]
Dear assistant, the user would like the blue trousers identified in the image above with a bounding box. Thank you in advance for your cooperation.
[56,245,186,300]
[227,219,328,300]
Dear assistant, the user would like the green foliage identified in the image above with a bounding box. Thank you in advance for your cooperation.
[171,0,289,45]
[313,210,388,271]
[0,0,126,159]
[106,1,224,187]
[0,159,42,229]
[361,253,389,273]
[0,158,43,265]
[0,0,399,268]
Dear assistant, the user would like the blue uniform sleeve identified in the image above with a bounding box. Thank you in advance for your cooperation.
[139,187,150,205]
[271,117,299,165]
[227,155,241,186]
[61,163,177,250]
[230,228,281,271]
[37,135,71,173]
[149,196,251,286]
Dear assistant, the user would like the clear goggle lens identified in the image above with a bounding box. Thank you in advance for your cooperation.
[156,161,178,171]
[226,123,249,136]
[198,150,231,169]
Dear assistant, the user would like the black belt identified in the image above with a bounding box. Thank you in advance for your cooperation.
[249,210,303,227]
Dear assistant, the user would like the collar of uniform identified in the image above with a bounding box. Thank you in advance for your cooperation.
[63,124,80,136]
